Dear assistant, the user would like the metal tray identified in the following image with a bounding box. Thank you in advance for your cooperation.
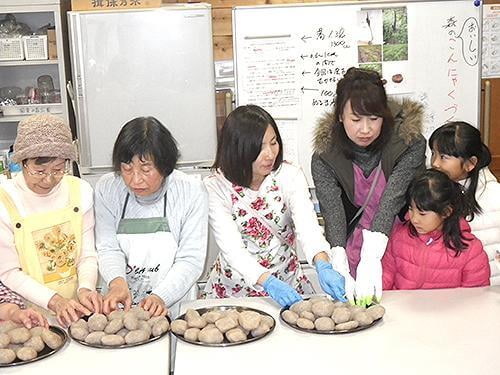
[280,301,383,334]
[0,326,67,367]
[69,315,170,349]
[171,305,275,347]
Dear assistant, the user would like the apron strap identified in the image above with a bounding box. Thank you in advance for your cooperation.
[0,186,22,227]
[121,193,130,219]
[348,163,382,227]
[163,192,167,217]
[65,176,81,213]
[121,192,168,219]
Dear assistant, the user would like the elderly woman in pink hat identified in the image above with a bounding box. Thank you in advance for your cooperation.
[0,114,102,326]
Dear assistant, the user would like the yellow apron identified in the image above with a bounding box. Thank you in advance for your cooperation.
[0,176,82,301]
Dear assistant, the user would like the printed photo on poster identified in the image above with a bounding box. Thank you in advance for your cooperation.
[382,7,408,62]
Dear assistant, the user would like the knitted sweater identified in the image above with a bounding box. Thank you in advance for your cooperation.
[462,167,500,285]
[94,170,208,308]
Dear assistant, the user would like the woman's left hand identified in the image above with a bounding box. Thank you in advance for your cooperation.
[10,307,49,329]
[77,288,104,314]
[139,294,168,317]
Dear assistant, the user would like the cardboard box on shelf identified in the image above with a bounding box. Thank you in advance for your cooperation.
[47,28,57,60]
[71,0,161,11]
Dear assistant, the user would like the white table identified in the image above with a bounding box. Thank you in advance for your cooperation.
[174,287,500,375]
[3,325,170,374]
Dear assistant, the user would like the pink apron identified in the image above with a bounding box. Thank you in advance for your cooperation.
[346,163,387,277]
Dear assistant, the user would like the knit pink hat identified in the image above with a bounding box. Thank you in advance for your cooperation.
[12,114,76,163]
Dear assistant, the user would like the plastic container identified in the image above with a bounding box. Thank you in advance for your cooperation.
[0,38,24,61]
[22,35,48,60]
[1,103,62,116]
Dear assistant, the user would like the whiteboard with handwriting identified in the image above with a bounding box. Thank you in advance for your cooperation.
[233,0,481,185]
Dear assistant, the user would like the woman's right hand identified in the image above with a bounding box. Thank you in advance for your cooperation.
[261,274,302,307]
[102,277,132,314]
[48,294,92,327]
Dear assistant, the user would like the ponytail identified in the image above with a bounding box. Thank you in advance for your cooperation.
[441,180,471,255]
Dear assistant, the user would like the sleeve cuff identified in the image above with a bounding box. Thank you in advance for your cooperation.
[100,267,127,287]
[37,289,57,311]
[244,264,270,289]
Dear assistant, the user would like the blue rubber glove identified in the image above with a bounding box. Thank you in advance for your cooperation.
[315,260,347,302]
[263,275,302,307]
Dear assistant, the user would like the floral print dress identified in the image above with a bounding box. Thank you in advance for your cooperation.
[203,172,315,299]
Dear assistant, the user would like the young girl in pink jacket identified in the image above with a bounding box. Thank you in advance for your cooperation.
[382,169,490,290]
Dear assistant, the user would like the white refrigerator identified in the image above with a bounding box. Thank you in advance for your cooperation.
[67,4,217,184]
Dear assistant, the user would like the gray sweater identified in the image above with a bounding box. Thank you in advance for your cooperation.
[94,170,208,307]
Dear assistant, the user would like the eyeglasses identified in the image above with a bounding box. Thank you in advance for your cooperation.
[23,162,69,179]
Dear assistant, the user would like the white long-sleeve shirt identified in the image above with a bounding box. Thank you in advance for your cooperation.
[0,174,98,309]
[205,162,330,286]
[94,170,208,307]
[462,167,500,285]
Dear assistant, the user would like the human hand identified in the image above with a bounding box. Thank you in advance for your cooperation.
[48,294,91,327]
[315,260,347,302]
[263,275,302,307]
[7,305,49,329]
[102,277,132,315]
[354,230,387,307]
[78,288,104,314]
[327,246,355,303]
[139,294,168,317]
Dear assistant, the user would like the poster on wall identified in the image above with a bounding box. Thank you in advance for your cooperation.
[482,5,500,78]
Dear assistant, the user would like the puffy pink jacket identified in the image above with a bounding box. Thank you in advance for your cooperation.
[382,219,490,290]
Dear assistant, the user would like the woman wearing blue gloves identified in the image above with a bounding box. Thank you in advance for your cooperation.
[202,105,346,307]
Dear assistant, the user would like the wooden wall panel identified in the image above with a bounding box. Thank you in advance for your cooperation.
[213,35,233,61]
[212,7,232,36]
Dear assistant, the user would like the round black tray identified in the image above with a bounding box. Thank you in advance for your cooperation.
[279,299,383,334]
[0,326,68,367]
[171,305,275,347]
[69,314,170,349]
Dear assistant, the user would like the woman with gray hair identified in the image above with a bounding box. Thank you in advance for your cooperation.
[0,114,101,326]
[94,117,208,318]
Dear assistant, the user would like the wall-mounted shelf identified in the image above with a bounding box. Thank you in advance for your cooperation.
[0,1,69,147]
[0,59,59,67]
[0,116,26,123]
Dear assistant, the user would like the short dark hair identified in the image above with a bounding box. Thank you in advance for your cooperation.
[213,105,283,187]
[332,67,394,158]
[112,116,179,177]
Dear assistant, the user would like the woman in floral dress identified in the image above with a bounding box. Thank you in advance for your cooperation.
[202,105,347,307]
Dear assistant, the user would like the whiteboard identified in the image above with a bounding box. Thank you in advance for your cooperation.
[233,0,482,184]
[68,4,217,171]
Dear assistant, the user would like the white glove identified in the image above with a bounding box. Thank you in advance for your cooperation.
[354,229,388,307]
[328,246,355,303]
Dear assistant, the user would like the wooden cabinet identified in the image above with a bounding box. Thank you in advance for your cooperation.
[482,0,500,179]
[481,78,500,180]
